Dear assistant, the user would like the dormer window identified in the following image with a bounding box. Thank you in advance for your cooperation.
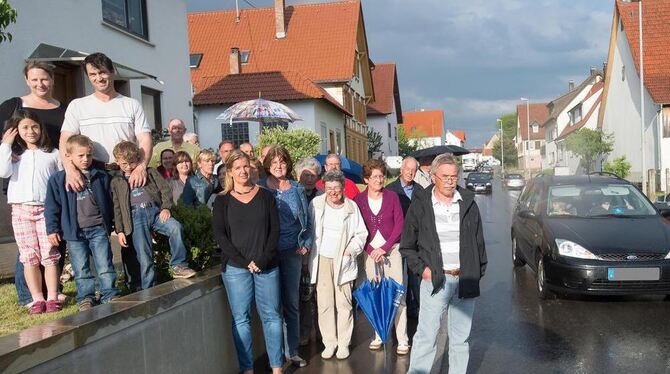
[189,53,203,68]
[240,51,251,64]
[568,104,582,125]
[532,123,539,133]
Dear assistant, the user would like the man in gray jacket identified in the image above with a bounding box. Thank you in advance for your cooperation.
[401,153,487,374]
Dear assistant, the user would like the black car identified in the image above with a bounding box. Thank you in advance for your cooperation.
[465,172,492,194]
[511,173,670,299]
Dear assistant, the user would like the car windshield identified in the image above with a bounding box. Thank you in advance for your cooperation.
[467,173,490,182]
[547,184,657,217]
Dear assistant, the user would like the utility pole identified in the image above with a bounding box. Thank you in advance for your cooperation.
[520,98,530,178]
[497,118,505,176]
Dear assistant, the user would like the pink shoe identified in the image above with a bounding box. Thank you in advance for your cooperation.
[29,301,46,315]
[45,300,62,313]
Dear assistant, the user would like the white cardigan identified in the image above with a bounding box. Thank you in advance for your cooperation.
[308,194,368,286]
[0,143,61,204]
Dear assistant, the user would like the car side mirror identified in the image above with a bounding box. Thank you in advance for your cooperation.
[519,210,537,219]
[659,207,670,218]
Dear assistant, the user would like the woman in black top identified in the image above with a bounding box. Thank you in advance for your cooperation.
[0,61,67,307]
[212,150,283,374]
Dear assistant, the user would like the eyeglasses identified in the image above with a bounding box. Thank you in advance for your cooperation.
[367,175,385,180]
[435,175,459,183]
[325,186,343,193]
[271,160,288,167]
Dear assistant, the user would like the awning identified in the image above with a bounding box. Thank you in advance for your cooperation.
[27,43,160,82]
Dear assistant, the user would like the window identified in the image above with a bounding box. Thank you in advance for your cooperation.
[320,123,328,154]
[387,122,391,137]
[141,86,162,133]
[535,141,541,149]
[240,51,251,64]
[336,130,342,154]
[527,140,533,150]
[221,122,249,147]
[532,123,539,133]
[568,104,582,125]
[189,54,203,68]
[102,0,148,39]
[663,106,670,138]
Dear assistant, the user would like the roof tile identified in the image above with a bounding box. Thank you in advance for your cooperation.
[402,110,444,138]
[517,103,549,140]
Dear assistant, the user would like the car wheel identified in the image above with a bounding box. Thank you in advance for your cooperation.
[512,236,525,267]
[536,257,555,300]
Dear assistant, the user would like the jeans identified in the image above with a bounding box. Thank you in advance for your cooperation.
[278,250,302,357]
[67,225,120,304]
[15,241,66,305]
[131,206,188,290]
[221,265,284,371]
[408,276,476,374]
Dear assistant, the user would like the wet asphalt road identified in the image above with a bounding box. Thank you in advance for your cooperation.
[289,176,670,374]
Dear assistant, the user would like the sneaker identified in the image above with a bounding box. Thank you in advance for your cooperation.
[45,300,62,313]
[397,342,411,355]
[369,338,383,351]
[78,298,94,312]
[29,301,46,315]
[289,355,307,368]
[336,346,350,360]
[321,346,336,359]
[172,266,197,279]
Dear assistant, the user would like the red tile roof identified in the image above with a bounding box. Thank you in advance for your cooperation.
[188,1,361,94]
[517,103,549,140]
[192,71,349,115]
[617,0,670,103]
[452,130,466,142]
[482,148,493,156]
[368,63,397,115]
[402,110,444,138]
[558,95,603,139]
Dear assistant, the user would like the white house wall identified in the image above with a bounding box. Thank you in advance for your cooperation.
[313,100,347,156]
[1,0,193,131]
[602,20,659,183]
[368,104,399,156]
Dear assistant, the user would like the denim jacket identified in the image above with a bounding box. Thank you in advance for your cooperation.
[259,178,313,249]
[182,170,219,206]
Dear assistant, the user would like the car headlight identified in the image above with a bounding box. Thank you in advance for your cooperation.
[486,182,491,186]
[555,239,598,259]
[467,183,473,186]
[666,251,670,259]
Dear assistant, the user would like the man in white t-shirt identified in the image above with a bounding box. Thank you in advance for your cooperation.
[59,52,152,192]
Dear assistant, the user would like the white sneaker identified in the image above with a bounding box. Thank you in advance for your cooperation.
[397,342,411,355]
[321,346,336,359]
[336,346,350,359]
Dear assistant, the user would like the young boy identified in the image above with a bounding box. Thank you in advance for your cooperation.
[45,135,120,311]
[110,141,196,290]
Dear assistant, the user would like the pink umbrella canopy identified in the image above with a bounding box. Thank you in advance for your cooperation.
[216,98,302,123]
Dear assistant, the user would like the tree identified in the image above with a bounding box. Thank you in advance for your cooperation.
[398,126,419,157]
[367,128,383,158]
[565,128,614,173]
[603,156,632,179]
[492,137,518,167]
[257,127,321,168]
[0,1,17,44]
[498,112,517,141]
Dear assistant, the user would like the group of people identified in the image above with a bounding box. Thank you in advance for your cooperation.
[1,51,488,374]
[211,148,487,374]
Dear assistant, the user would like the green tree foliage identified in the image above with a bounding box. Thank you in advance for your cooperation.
[565,128,614,173]
[398,126,422,157]
[367,128,383,157]
[0,1,17,44]
[257,127,321,165]
[492,137,518,167]
[603,156,632,179]
[498,113,517,141]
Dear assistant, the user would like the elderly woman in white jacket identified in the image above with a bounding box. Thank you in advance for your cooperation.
[308,170,367,360]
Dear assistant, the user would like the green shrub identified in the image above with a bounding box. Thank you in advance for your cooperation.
[603,156,631,179]
[154,203,217,282]
[257,127,321,165]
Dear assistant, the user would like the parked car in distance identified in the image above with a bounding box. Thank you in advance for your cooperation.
[511,173,670,299]
[479,165,494,175]
[465,172,492,194]
[462,156,478,172]
[504,173,525,190]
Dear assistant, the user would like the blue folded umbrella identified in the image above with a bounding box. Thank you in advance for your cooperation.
[353,273,405,344]
[314,154,364,184]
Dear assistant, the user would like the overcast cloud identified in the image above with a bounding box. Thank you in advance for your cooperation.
[187,0,613,146]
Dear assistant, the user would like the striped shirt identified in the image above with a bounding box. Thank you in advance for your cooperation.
[431,188,462,271]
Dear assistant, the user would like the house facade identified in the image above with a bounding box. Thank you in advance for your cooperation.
[599,0,670,191]
[0,0,194,133]
[188,0,374,163]
[516,103,549,173]
[402,110,445,149]
[367,63,403,157]
[445,130,465,147]
[543,71,604,174]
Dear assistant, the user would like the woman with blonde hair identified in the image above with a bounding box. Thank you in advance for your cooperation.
[212,150,284,374]
[182,149,218,206]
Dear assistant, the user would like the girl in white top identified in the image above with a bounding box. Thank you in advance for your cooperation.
[0,110,62,315]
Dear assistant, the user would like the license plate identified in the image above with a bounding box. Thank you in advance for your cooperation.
[475,186,485,190]
[607,267,660,281]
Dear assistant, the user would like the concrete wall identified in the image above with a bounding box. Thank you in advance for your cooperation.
[0,268,266,374]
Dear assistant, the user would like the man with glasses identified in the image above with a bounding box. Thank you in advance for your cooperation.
[401,153,487,374]
[315,153,360,199]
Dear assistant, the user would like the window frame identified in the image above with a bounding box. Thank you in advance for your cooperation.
[221,122,250,148]
[102,0,149,40]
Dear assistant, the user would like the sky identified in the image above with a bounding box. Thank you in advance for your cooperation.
[186,0,614,147]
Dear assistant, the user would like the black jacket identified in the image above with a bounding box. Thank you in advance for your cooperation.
[400,185,487,298]
[386,177,424,216]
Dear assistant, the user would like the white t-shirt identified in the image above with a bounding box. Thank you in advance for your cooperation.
[62,94,151,163]
[432,188,462,271]
[319,204,345,258]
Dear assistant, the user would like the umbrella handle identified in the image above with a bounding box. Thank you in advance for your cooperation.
[374,261,386,280]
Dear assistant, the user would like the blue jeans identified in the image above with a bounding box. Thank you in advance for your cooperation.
[408,276,476,374]
[131,206,188,290]
[67,225,120,304]
[278,250,302,357]
[222,265,284,370]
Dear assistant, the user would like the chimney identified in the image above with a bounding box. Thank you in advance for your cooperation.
[275,0,286,39]
[590,66,597,76]
[568,80,575,92]
[229,48,240,74]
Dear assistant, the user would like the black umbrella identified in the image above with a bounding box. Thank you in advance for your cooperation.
[410,145,470,159]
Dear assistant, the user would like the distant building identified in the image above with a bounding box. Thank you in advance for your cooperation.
[445,130,465,146]
[367,63,403,157]
[516,103,549,173]
[402,110,445,149]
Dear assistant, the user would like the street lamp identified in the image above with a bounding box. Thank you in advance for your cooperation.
[638,0,646,194]
[497,118,505,176]
[520,98,530,178]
